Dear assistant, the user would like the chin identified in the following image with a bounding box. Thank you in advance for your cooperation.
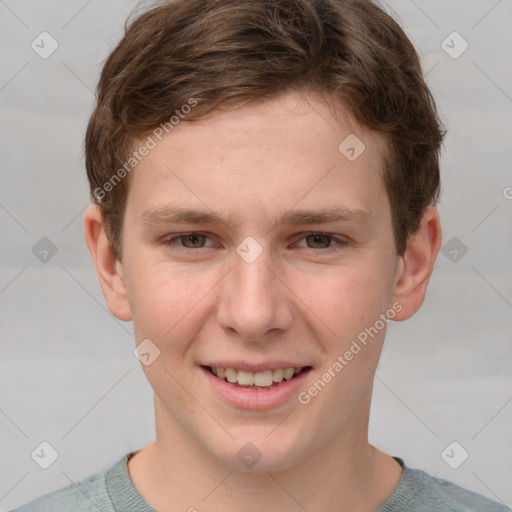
[209,427,311,474]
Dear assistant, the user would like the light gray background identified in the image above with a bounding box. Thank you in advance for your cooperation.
[1,0,511,509]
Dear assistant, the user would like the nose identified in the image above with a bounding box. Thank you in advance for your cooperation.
[216,246,293,342]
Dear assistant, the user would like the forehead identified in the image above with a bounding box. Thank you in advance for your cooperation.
[125,91,389,227]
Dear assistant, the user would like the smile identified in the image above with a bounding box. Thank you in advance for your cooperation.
[200,362,313,409]
[206,366,308,389]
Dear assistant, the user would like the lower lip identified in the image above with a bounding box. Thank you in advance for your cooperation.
[200,366,312,410]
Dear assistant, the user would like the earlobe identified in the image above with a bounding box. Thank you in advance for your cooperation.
[83,205,133,321]
[392,206,442,321]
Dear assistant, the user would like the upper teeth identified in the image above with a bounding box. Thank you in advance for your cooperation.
[211,366,304,387]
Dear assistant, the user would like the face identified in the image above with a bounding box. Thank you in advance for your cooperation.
[111,91,405,471]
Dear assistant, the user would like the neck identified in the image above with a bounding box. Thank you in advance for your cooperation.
[128,396,402,512]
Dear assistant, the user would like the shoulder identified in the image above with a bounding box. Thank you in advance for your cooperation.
[7,457,122,512]
[380,458,511,512]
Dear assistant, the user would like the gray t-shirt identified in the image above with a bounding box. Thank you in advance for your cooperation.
[9,453,510,511]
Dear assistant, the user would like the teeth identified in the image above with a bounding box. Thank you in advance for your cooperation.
[273,368,284,382]
[210,366,305,387]
[225,368,237,383]
[254,370,273,387]
[283,368,295,380]
[237,370,254,386]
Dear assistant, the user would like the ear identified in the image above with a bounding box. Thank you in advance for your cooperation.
[392,205,442,321]
[83,205,132,321]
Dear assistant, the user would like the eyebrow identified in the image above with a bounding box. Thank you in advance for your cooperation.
[140,205,373,231]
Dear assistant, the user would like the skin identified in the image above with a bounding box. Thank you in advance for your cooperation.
[84,90,441,512]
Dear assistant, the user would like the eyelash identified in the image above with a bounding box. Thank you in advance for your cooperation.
[162,232,348,254]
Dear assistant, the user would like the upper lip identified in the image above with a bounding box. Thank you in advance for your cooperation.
[201,361,312,372]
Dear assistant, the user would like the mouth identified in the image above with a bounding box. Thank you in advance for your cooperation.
[202,365,312,390]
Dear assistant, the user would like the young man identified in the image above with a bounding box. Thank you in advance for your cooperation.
[11,0,510,511]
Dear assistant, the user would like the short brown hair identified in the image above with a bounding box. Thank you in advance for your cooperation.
[85,0,445,258]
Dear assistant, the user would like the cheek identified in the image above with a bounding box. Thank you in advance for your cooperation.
[292,259,394,345]
[127,261,220,344]
[293,263,395,418]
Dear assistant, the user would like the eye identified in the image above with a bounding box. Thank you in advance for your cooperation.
[164,233,214,249]
[162,232,348,254]
[295,233,348,252]
[304,234,333,249]
[180,233,207,248]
